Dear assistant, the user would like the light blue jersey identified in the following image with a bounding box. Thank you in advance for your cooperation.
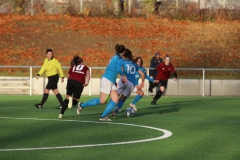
[102,54,124,83]
[135,66,154,84]
[123,59,139,85]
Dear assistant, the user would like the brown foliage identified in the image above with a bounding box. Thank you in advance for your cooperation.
[0,15,240,69]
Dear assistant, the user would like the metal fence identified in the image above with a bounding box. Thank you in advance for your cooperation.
[1,66,240,97]
[0,0,239,16]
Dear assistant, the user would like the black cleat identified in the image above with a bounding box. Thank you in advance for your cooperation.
[151,100,157,105]
[35,103,42,109]
[56,106,62,109]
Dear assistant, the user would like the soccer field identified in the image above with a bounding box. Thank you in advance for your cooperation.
[0,95,239,160]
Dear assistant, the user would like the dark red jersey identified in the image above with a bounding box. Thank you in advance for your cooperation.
[155,62,176,80]
[68,64,89,84]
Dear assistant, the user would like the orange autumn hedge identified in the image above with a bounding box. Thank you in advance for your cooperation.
[0,15,239,70]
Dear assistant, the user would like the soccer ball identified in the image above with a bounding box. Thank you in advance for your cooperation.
[125,107,135,117]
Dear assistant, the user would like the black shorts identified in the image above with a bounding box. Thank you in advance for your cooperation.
[66,79,84,99]
[46,74,59,90]
[149,79,168,90]
[158,80,168,88]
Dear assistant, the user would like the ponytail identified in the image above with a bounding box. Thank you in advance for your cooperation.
[71,55,83,66]
[124,49,133,62]
[115,43,125,54]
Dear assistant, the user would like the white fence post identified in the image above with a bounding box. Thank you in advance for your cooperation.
[30,0,33,16]
[128,0,131,14]
[202,69,205,97]
[89,67,91,96]
[147,68,149,97]
[80,0,83,13]
[30,66,32,96]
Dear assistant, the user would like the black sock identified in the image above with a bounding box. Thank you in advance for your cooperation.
[149,82,154,92]
[60,99,69,115]
[154,90,163,101]
[72,99,78,106]
[56,93,63,106]
[40,93,49,105]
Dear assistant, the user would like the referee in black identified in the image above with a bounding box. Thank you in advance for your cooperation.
[35,49,64,109]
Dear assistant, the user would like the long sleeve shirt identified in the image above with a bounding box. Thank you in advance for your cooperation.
[38,58,64,78]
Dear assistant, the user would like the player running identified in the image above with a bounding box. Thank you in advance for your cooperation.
[58,55,90,118]
[77,44,125,121]
[112,56,158,117]
[129,57,159,110]
[150,55,177,105]
[112,53,145,118]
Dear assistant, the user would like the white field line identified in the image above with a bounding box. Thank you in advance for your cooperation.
[0,117,172,152]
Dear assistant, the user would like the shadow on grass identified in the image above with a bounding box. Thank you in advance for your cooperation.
[58,99,204,119]
[171,100,203,104]
[133,105,181,118]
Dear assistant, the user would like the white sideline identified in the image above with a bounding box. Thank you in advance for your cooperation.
[0,117,172,152]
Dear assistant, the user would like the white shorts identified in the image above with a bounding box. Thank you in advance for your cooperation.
[132,86,138,93]
[117,78,135,97]
[100,77,117,94]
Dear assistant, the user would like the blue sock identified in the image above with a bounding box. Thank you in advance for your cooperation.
[132,94,143,105]
[114,99,125,113]
[81,98,100,108]
[101,101,117,118]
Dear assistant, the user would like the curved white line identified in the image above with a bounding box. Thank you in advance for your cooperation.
[0,117,172,151]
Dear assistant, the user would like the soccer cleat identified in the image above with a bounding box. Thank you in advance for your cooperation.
[118,109,122,112]
[112,112,117,118]
[130,103,137,111]
[56,106,62,109]
[77,102,82,115]
[99,117,112,121]
[151,100,157,105]
[58,114,63,118]
[34,103,42,109]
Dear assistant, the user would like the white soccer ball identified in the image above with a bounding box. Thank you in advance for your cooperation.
[125,107,135,117]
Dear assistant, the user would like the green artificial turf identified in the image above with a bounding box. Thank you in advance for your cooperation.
[0,95,239,160]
